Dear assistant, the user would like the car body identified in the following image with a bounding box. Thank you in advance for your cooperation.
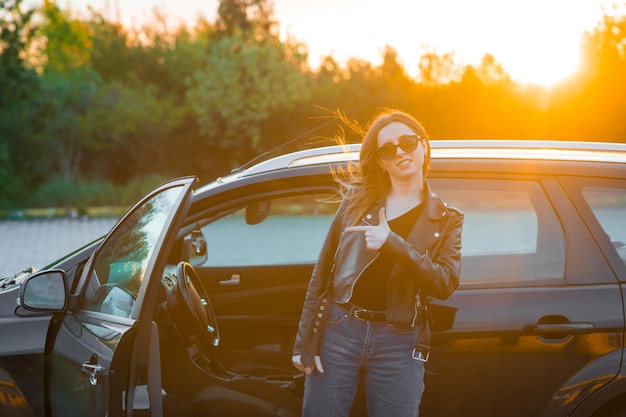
[1,139,625,417]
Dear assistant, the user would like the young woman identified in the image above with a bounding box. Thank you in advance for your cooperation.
[292,109,464,417]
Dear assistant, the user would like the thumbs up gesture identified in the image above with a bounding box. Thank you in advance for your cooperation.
[346,207,391,251]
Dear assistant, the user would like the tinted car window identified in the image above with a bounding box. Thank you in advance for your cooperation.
[83,186,185,316]
[199,193,339,266]
[582,184,626,266]
[433,179,565,285]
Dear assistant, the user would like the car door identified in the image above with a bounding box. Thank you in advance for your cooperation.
[46,177,196,417]
[420,176,624,417]
[185,184,340,378]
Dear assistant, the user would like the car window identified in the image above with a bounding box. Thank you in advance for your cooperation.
[432,179,565,286]
[199,193,340,267]
[83,186,186,317]
[582,184,626,267]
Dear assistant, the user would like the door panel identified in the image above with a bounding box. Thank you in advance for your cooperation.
[49,313,134,417]
[196,264,313,375]
[48,178,196,417]
[422,285,623,417]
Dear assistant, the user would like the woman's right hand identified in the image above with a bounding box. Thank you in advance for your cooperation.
[292,354,324,374]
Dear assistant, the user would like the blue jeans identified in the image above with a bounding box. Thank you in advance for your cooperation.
[303,302,425,417]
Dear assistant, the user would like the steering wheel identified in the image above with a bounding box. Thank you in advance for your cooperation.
[167,261,220,353]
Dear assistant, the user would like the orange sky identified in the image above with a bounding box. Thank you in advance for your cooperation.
[63,0,624,86]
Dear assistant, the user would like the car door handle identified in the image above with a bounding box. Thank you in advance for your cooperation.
[81,362,105,386]
[523,322,594,336]
[217,274,240,286]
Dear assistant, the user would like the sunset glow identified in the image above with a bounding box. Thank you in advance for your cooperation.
[66,0,621,87]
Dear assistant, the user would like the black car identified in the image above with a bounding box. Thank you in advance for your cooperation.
[1,140,625,417]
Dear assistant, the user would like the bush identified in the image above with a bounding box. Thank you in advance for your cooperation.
[29,178,82,208]
[116,175,172,206]
[0,144,24,210]
[24,174,171,214]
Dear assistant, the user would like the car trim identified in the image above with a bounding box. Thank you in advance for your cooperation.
[241,140,626,176]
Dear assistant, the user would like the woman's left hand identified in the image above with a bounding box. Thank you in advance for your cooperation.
[346,207,390,251]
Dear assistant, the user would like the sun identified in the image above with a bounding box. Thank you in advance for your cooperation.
[484,1,596,88]
[493,34,583,87]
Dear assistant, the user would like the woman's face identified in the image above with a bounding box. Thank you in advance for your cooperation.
[376,121,426,182]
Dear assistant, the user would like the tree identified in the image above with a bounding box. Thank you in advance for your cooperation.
[34,1,104,182]
[38,68,104,181]
[88,81,188,182]
[39,0,91,71]
[547,5,626,141]
[473,53,512,86]
[187,0,310,161]
[417,48,462,85]
[215,0,276,39]
[0,0,41,205]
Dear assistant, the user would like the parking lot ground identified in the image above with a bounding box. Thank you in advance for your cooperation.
[0,218,118,277]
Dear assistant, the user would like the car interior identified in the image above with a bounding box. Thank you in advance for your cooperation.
[152,190,341,416]
[154,261,304,417]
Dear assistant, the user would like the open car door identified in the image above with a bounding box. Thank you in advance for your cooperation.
[43,177,197,417]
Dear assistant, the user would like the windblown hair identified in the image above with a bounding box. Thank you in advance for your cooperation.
[333,109,431,225]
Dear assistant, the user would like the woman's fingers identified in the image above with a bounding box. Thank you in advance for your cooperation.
[292,354,324,374]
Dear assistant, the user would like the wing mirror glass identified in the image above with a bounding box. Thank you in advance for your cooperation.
[19,270,67,312]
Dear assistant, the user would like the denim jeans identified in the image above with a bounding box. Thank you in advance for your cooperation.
[302,301,425,417]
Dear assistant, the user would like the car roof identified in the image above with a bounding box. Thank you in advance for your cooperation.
[242,140,626,175]
[196,140,626,194]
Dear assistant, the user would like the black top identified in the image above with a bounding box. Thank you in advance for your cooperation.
[349,203,423,311]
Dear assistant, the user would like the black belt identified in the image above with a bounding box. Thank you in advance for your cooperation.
[354,309,386,322]
[340,302,386,322]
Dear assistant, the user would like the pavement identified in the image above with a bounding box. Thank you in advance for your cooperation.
[0,218,119,277]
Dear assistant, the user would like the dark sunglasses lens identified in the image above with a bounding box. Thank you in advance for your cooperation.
[399,136,419,153]
[377,144,397,160]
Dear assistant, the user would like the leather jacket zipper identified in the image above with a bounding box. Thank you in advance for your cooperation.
[411,248,429,327]
[412,288,422,327]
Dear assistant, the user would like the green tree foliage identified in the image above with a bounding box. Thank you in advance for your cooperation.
[39,0,91,70]
[89,9,209,99]
[87,81,188,182]
[215,0,275,38]
[0,0,41,207]
[188,0,310,160]
[1,0,626,211]
[35,1,105,182]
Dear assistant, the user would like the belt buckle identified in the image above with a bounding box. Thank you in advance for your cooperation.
[412,348,429,362]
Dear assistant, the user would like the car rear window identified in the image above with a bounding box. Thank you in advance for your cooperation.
[582,184,626,267]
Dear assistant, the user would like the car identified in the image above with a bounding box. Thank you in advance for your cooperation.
[1,139,625,417]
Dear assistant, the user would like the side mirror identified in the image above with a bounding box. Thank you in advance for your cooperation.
[19,270,68,312]
[184,229,208,266]
[245,200,271,225]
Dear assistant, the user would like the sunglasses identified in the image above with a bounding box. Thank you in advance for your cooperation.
[376,135,421,160]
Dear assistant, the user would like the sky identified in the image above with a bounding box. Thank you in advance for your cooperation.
[59,0,623,86]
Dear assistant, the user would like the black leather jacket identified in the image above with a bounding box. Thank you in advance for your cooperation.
[293,181,464,355]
